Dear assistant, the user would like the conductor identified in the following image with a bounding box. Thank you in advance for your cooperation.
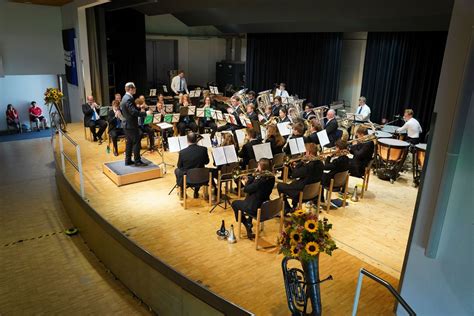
[120,82,148,166]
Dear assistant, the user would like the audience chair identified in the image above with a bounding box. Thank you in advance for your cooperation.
[297,182,322,210]
[30,117,41,131]
[237,197,284,250]
[216,162,239,204]
[183,168,212,209]
[324,171,349,212]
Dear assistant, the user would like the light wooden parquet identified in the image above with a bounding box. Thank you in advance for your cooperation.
[57,124,419,315]
[0,137,151,315]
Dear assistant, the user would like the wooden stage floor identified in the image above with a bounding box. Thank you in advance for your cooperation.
[58,124,418,315]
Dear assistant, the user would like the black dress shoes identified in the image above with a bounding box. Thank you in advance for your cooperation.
[125,160,134,166]
[134,160,148,167]
[243,220,255,240]
[193,190,199,198]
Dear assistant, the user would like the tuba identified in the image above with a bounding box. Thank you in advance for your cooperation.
[257,90,272,115]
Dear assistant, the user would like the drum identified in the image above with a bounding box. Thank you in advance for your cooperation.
[415,143,427,168]
[368,130,393,139]
[376,138,410,183]
[382,124,406,140]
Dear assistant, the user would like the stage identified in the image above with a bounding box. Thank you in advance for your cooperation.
[55,123,418,315]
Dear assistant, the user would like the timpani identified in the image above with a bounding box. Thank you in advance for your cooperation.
[376,138,410,183]
[413,143,427,187]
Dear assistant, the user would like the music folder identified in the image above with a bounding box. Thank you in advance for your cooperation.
[288,137,306,155]
[317,130,330,147]
[143,115,153,125]
[153,114,162,124]
[198,133,212,148]
[196,108,205,118]
[212,145,238,166]
[346,113,364,121]
[164,104,174,113]
[253,142,273,161]
[235,129,247,147]
[164,113,180,123]
[277,122,292,136]
[168,136,188,153]
[156,122,173,130]
[99,106,110,117]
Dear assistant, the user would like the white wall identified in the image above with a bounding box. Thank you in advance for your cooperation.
[0,75,58,130]
[338,32,367,111]
[146,34,226,86]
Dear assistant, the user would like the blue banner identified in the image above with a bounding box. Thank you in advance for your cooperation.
[62,28,78,86]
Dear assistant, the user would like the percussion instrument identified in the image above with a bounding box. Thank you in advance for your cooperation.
[368,130,393,138]
[382,124,406,140]
[413,143,427,187]
[376,138,410,183]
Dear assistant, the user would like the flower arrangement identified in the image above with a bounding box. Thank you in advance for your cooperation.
[44,88,64,105]
[278,210,337,261]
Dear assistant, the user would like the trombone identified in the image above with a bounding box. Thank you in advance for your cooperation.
[232,169,274,180]
[284,149,350,166]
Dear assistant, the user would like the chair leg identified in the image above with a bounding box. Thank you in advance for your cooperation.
[326,180,334,212]
[343,175,349,208]
[283,166,289,183]
[255,209,261,250]
[317,185,322,215]
[183,175,187,209]
[361,176,366,199]
[365,169,371,191]
[238,180,241,198]
[208,173,212,205]
[279,208,284,233]
[237,210,242,239]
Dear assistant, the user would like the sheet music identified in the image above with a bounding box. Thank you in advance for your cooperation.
[162,85,168,93]
[282,97,288,104]
[153,114,162,124]
[168,137,181,153]
[317,130,330,147]
[198,133,212,148]
[149,89,157,97]
[289,137,306,155]
[212,147,227,166]
[253,143,273,161]
[172,114,180,123]
[165,104,174,113]
[235,129,247,147]
[346,113,364,121]
[296,137,305,153]
[216,110,224,121]
[156,122,173,129]
[260,126,267,140]
[188,106,196,116]
[196,108,205,117]
[277,122,292,136]
[223,145,238,163]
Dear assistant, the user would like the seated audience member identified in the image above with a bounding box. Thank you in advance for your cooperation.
[82,96,107,143]
[265,124,285,155]
[29,101,49,131]
[396,109,422,145]
[107,100,125,156]
[304,118,323,145]
[175,132,210,198]
[231,158,275,239]
[321,139,350,202]
[175,94,198,136]
[113,93,122,103]
[238,128,261,169]
[349,126,375,177]
[277,143,324,213]
[283,122,305,155]
[198,96,217,139]
[6,104,21,132]
[135,98,155,151]
[324,109,339,147]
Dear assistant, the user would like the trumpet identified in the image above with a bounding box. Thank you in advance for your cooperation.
[232,169,274,180]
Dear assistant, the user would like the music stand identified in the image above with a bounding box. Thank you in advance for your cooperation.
[209,145,238,213]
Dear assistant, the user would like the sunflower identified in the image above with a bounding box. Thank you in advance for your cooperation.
[293,209,305,217]
[290,231,302,243]
[305,241,320,256]
[290,245,300,257]
[304,219,318,233]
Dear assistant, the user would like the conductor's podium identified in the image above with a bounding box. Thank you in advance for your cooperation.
[103,158,163,186]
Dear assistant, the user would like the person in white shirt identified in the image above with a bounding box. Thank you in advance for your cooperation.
[396,109,422,144]
[355,96,371,122]
[171,70,189,95]
[275,83,289,98]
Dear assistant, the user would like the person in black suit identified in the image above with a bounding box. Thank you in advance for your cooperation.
[349,126,374,177]
[321,139,350,202]
[82,95,107,143]
[271,96,282,117]
[217,96,244,133]
[324,109,339,147]
[175,94,198,136]
[301,103,315,120]
[278,143,324,213]
[304,118,323,146]
[238,128,261,169]
[278,107,291,123]
[247,91,257,106]
[231,158,275,239]
[175,132,210,198]
[120,82,148,166]
[107,100,125,156]
[246,104,259,121]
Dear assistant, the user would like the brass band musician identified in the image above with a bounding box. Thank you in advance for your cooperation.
[349,126,375,178]
[175,94,198,136]
[321,139,350,203]
[198,96,218,139]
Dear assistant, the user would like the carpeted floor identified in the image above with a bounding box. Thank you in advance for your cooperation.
[0,129,52,143]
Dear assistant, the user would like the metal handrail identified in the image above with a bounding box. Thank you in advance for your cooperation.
[352,268,416,316]
[57,129,84,198]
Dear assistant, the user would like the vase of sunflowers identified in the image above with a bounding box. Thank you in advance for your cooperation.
[279,210,337,315]
[44,88,67,131]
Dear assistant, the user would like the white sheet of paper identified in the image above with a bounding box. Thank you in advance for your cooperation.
[235,129,246,147]
[198,133,212,148]
[317,130,330,147]
[149,89,156,96]
[260,126,267,140]
[223,145,238,164]
[178,136,188,150]
[188,106,196,115]
[288,138,298,155]
[296,137,306,153]
[196,108,205,117]
[253,142,273,161]
[212,147,227,166]
[162,85,168,93]
[216,110,224,121]
[153,114,162,123]
[346,113,364,121]
[172,114,180,123]
[168,137,181,153]
[165,104,174,113]
[277,122,292,136]
[156,122,173,129]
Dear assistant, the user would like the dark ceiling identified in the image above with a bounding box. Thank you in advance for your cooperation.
[104,0,454,33]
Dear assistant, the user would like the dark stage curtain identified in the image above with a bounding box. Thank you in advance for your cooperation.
[361,32,447,131]
[105,9,147,98]
[246,33,343,106]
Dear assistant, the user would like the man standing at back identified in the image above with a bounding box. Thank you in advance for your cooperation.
[120,82,148,167]
[171,70,189,95]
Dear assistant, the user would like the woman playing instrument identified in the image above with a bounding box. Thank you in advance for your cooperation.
[153,94,172,150]
[265,124,285,155]
[175,94,198,136]
[279,107,291,123]
[198,96,217,139]
[135,98,156,151]
[303,118,323,146]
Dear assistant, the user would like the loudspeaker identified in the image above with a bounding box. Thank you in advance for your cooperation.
[216,62,245,90]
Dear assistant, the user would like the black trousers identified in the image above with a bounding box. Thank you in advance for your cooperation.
[124,128,141,163]
[231,200,256,224]
[140,125,155,149]
[174,168,201,193]
[109,129,125,153]
[199,120,217,138]
[277,182,303,208]
[177,121,198,136]
[88,119,107,139]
